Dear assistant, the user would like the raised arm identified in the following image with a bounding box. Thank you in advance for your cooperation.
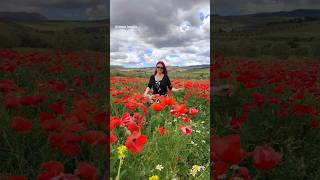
[212,84,234,96]
[144,87,151,96]
[167,76,184,92]
[144,75,153,96]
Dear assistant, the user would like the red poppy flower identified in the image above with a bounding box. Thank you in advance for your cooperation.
[179,125,192,136]
[310,119,320,128]
[95,92,102,100]
[49,80,66,93]
[125,132,147,154]
[42,161,64,176]
[151,102,164,111]
[110,117,120,132]
[60,143,80,156]
[4,94,20,109]
[92,112,105,126]
[7,176,27,180]
[127,121,141,132]
[73,76,82,87]
[51,173,79,180]
[62,132,82,143]
[74,162,97,180]
[176,156,182,161]
[82,131,107,147]
[120,113,134,127]
[113,98,120,104]
[163,96,176,106]
[181,115,190,123]
[230,166,251,180]
[19,96,35,106]
[39,112,55,123]
[214,134,246,165]
[110,133,117,144]
[49,102,65,115]
[158,127,166,136]
[174,104,188,114]
[188,107,198,117]
[133,113,145,124]
[292,104,317,117]
[40,118,61,132]
[214,160,229,176]
[273,86,283,94]
[48,132,64,149]
[252,146,283,170]
[11,116,32,133]
[0,79,17,93]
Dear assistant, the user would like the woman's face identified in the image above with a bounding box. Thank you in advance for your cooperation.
[156,64,164,73]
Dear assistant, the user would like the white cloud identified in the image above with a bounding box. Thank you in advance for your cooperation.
[111,0,210,68]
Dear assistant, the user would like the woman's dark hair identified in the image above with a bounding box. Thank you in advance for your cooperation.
[154,61,168,75]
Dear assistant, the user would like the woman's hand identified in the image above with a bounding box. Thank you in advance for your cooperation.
[212,84,234,97]
[144,94,155,103]
[172,87,184,92]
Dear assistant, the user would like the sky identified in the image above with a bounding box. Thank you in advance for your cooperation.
[110,0,210,68]
[0,0,109,20]
[213,0,320,16]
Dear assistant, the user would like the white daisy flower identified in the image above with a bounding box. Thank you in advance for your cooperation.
[155,164,164,171]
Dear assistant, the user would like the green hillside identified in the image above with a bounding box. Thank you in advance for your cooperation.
[0,20,108,52]
[111,66,210,80]
[212,15,320,59]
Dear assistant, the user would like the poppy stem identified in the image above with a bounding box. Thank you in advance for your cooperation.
[115,159,123,180]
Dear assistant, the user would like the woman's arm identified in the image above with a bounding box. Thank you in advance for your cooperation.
[212,84,234,96]
[166,76,184,92]
[144,75,154,96]
[144,87,151,96]
[172,87,184,92]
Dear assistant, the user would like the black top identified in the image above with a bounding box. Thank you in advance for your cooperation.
[147,74,173,95]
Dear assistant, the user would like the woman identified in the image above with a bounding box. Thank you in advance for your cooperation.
[143,61,234,102]
[143,61,183,102]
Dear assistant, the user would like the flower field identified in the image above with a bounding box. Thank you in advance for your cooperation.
[212,56,320,179]
[110,76,210,179]
[0,49,107,179]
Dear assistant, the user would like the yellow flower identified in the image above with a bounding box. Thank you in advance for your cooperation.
[149,175,159,180]
[117,145,127,160]
[190,168,197,177]
[190,165,205,177]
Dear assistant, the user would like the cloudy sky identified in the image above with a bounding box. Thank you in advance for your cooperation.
[213,0,320,15]
[110,0,210,68]
[0,0,108,20]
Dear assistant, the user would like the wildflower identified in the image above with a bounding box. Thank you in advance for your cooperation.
[190,165,205,177]
[158,127,166,136]
[117,145,128,160]
[180,125,192,136]
[252,146,282,170]
[116,145,128,180]
[188,107,198,116]
[149,175,159,180]
[125,132,147,154]
[155,164,164,171]
[74,162,97,180]
[11,116,32,133]
[190,141,197,146]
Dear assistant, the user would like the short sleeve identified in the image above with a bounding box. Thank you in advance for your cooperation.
[167,75,173,90]
[147,75,153,88]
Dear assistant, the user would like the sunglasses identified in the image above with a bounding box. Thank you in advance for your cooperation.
[156,66,164,69]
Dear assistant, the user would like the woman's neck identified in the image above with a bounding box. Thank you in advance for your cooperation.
[157,72,164,76]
